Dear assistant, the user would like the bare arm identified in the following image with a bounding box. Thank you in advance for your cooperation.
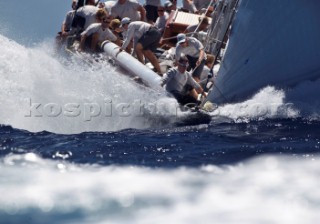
[61,23,67,35]
[138,5,146,21]
[196,49,205,66]
[195,86,206,96]
[80,34,87,51]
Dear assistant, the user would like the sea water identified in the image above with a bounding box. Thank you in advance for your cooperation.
[0,1,320,223]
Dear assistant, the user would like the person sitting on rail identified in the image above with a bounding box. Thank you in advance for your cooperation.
[161,55,206,105]
[56,0,77,50]
[175,33,207,83]
[118,17,162,75]
[80,11,119,52]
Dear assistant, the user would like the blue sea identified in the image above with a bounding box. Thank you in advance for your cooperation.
[1,1,320,223]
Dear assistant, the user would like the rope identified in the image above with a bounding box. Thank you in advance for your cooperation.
[161,32,223,43]
[203,0,227,52]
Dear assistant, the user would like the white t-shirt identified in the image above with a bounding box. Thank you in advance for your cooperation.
[63,10,75,31]
[104,0,116,14]
[81,23,117,42]
[111,0,142,21]
[76,5,99,29]
[155,12,169,32]
[122,21,151,49]
[175,37,207,60]
[162,68,200,93]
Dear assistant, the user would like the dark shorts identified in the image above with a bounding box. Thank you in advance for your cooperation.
[145,5,159,22]
[169,90,198,105]
[138,27,161,52]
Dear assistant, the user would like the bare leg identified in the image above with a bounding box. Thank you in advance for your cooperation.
[135,43,145,64]
[143,50,162,75]
[193,76,200,83]
[189,89,199,101]
[91,33,99,52]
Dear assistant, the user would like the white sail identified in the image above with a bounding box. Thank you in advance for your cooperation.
[208,0,320,104]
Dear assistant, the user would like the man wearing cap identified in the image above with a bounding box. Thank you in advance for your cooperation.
[175,33,207,83]
[118,17,162,74]
[161,55,206,105]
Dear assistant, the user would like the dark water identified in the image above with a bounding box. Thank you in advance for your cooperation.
[1,118,319,168]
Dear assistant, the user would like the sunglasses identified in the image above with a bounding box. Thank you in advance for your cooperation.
[158,9,164,12]
[178,62,188,67]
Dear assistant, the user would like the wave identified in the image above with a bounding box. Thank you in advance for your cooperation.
[0,153,319,224]
[0,34,182,133]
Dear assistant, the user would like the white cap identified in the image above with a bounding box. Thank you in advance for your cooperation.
[120,17,131,27]
[177,33,186,45]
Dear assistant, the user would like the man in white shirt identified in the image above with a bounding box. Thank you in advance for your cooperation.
[119,17,162,74]
[56,0,77,48]
[80,13,118,52]
[154,6,169,34]
[175,33,207,82]
[73,5,99,31]
[161,56,206,105]
[111,0,146,22]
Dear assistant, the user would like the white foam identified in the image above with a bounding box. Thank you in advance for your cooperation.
[211,86,300,122]
[0,35,184,133]
[0,153,319,223]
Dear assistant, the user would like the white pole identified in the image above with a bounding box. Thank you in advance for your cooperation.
[101,41,163,91]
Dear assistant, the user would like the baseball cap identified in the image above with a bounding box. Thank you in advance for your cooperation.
[177,33,186,45]
[164,1,173,8]
[120,17,131,27]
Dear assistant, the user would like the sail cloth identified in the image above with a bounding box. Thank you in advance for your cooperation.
[208,0,320,104]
